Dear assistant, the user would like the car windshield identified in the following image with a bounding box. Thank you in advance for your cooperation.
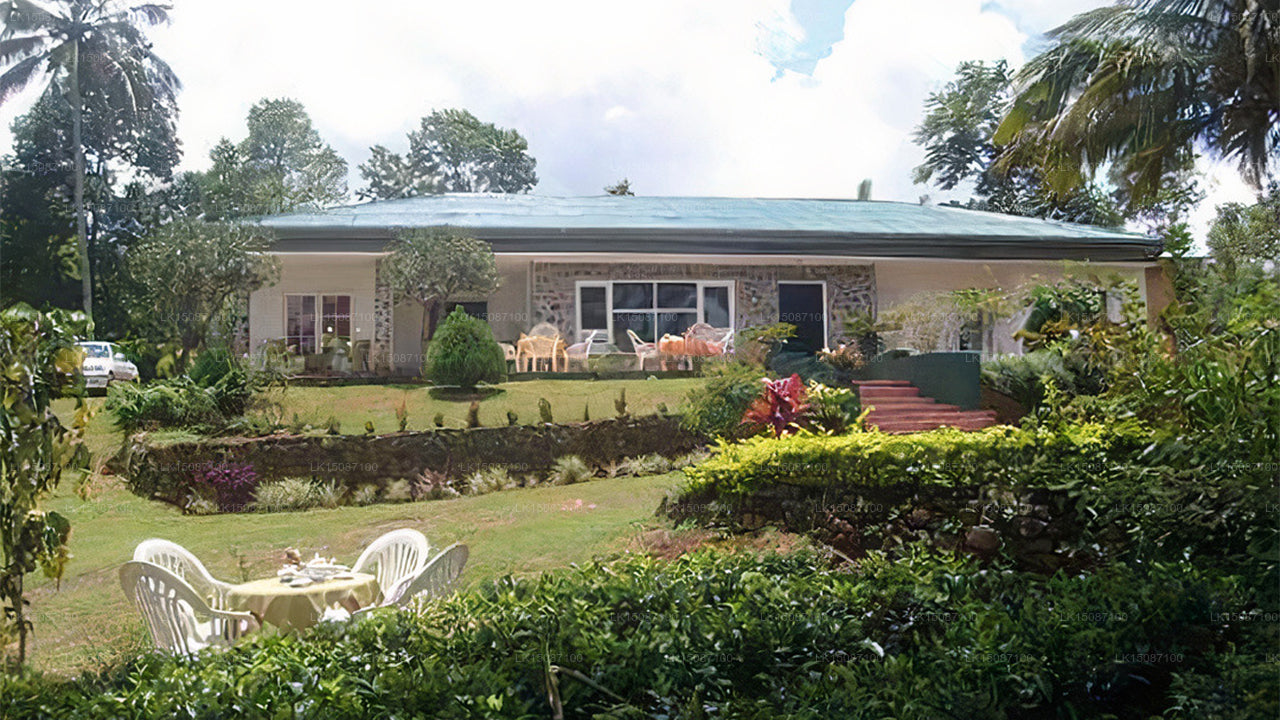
[81,344,111,358]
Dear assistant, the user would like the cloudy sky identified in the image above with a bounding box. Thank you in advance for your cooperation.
[1,0,1255,238]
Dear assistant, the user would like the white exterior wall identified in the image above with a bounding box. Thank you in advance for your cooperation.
[248,253,379,354]
[873,259,1148,356]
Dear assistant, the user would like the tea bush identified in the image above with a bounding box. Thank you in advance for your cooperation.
[2,549,1270,719]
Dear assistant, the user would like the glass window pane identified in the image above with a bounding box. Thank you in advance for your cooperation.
[286,295,316,354]
[703,286,730,327]
[322,295,351,338]
[613,311,654,350]
[656,283,697,309]
[580,287,607,329]
[657,311,698,338]
[612,283,653,310]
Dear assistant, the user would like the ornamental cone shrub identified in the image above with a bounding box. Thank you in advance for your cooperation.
[425,307,506,390]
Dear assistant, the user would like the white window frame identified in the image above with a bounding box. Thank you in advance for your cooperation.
[283,293,353,354]
[575,280,735,343]
[776,280,829,349]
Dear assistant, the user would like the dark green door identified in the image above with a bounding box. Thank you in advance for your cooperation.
[778,283,826,353]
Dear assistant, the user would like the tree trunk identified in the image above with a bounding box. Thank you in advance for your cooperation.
[14,573,25,664]
[69,42,93,335]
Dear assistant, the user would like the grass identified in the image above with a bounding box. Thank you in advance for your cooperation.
[30,385,705,676]
[258,378,699,433]
[28,471,685,676]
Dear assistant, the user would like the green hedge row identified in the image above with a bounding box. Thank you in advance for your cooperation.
[681,422,1150,497]
[2,549,1270,719]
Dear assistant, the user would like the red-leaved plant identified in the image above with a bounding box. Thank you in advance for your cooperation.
[742,374,810,437]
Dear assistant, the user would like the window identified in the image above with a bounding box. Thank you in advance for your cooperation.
[577,281,734,350]
[285,294,351,354]
[453,302,489,321]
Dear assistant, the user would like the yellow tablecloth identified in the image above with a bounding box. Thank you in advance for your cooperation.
[227,573,381,631]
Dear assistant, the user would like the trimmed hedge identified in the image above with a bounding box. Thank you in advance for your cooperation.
[681,422,1150,497]
[1,549,1270,719]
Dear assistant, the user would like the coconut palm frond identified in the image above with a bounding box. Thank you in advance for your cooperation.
[0,52,46,103]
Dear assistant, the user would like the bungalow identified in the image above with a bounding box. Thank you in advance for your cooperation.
[249,194,1167,375]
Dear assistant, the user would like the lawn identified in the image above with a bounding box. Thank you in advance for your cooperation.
[28,470,686,676]
[30,382,706,676]
[266,378,699,432]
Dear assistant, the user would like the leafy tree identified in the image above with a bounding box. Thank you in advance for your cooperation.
[424,306,506,390]
[358,109,537,199]
[996,0,1279,205]
[605,178,634,195]
[2,85,181,335]
[124,219,279,370]
[0,304,88,665]
[0,0,180,326]
[1206,185,1280,275]
[913,60,1127,226]
[198,98,348,219]
[380,228,500,348]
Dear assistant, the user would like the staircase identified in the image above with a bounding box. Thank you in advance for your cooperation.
[855,380,998,434]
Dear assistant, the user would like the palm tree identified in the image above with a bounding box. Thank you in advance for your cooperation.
[0,0,178,327]
[995,0,1279,205]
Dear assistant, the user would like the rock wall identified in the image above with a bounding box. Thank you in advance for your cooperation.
[531,262,876,339]
[662,482,1082,574]
[120,416,705,507]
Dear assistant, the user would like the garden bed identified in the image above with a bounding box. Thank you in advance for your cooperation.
[117,415,706,509]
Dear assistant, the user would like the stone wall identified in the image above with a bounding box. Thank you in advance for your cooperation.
[119,416,705,508]
[531,262,876,340]
[662,482,1082,574]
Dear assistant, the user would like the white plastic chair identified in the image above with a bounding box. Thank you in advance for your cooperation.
[354,543,469,615]
[351,529,431,598]
[119,561,259,654]
[133,538,233,609]
[565,329,603,370]
[625,329,658,370]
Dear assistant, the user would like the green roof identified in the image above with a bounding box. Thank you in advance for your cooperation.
[258,194,1160,262]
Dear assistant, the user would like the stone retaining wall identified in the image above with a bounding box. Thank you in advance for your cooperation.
[120,416,704,508]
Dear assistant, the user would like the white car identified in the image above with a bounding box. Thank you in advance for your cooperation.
[77,341,139,390]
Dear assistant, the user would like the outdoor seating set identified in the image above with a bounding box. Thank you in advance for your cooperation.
[119,530,468,654]
[512,322,733,372]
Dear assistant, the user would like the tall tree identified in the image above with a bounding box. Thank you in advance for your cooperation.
[996,0,1279,205]
[198,98,348,219]
[0,0,179,327]
[359,109,537,199]
[380,228,500,350]
[124,218,279,370]
[913,60,1127,227]
[1206,184,1280,276]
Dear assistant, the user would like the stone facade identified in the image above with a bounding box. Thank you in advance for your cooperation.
[371,258,395,374]
[530,262,876,341]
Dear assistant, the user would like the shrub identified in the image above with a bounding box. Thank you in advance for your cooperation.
[467,466,512,495]
[582,404,590,422]
[538,397,553,424]
[466,401,481,428]
[629,453,673,476]
[506,410,518,426]
[681,361,766,438]
[614,388,627,418]
[681,423,1149,497]
[433,412,445,428]
[350,485,380,507]
[395,396,409,432]
[547,455,593,485]
[805,380,859,434]
[187,347,237,387]
[190,462,258,513]
[253,478,326,512]
[425,307,505,390]
[742,373,809,436]
[3,549,1268,719]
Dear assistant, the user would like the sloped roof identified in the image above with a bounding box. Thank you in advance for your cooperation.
[257,194,1160,262]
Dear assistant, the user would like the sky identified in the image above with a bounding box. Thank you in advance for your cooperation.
[0,0,1256,240]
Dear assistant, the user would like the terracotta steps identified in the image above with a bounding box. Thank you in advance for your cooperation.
[855,380,998,434]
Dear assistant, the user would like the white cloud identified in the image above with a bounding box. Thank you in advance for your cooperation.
[0,0,1256,242]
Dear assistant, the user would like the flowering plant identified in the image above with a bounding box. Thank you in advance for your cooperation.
[742,374,810,437]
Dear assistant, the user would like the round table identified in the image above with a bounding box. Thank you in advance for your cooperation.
[227,573,381,631]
